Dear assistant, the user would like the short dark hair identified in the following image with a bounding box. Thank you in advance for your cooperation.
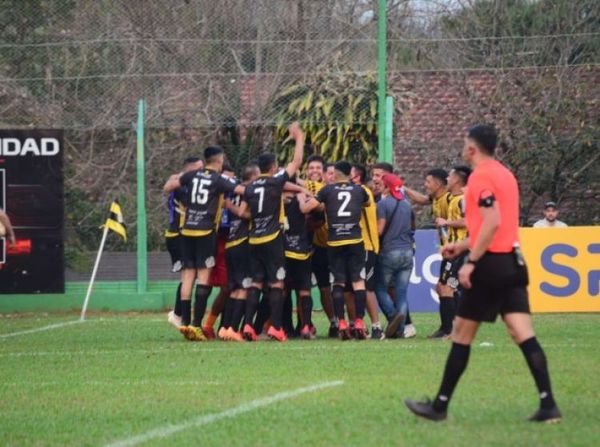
[427,168,448,185]
[334,160,352,176]
[306,154,325,168]
[183,156,201,165]
[242,163,259,182]
[352,163,367,183]
[372,162,394,173]
[452,165,471,185]
[324,162,334,170]
[204,145,224,162]
[257,153,277,173]
[222,163,234,174]
[468,124,497,155]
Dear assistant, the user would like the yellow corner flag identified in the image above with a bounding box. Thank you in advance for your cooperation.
[105,200,127,241]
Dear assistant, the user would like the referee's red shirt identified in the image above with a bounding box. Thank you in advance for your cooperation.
[465,159,520,253]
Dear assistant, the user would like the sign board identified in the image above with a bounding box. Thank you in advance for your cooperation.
[0,130,64,293]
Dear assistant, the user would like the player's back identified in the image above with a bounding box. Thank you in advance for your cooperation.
[317,182,368,246]
[244,171,289,244]
[179,169,236,235]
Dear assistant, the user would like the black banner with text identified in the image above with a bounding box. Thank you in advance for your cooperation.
[0,130,64,293]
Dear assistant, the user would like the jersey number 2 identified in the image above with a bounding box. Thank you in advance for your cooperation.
[337,191,351,217]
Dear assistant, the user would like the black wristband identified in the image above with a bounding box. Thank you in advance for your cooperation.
[467,257,478,266]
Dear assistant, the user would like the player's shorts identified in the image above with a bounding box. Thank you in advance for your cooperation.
[285,257,312,291]
[328,242,366,285]
[345,250,377,292]
[457,252,530,323]
[439,253,467,289]
[181,232,217,270]
[249,232,286,284]
[225,240,252,291]
[165,234,182,267]
[311,245,330,288]
[209,232,228,288]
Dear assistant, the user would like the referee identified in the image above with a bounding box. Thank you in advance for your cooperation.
[405,125,561,423]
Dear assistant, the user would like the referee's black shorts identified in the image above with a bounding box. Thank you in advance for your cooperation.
[457,252,530,323]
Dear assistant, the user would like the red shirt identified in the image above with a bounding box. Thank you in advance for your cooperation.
[465,159,520,253]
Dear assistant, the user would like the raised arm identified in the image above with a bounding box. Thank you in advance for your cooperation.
[285,121,305,178]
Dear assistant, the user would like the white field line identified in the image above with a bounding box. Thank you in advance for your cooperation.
[104,380,344,447]
[0,319,85,339]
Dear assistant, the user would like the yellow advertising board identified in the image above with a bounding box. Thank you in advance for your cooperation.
[520,227,600,312]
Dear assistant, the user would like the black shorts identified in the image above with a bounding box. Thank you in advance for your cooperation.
[457,252,530,323]
[165,235,182,266]
[311,245,330,288]
[285,257,313,291]
[181,232,217,270]
[225,240,252,291]
[328,242,366,285]
[345,250,377,292]
[439,253,467,289]
[249,232,286,284]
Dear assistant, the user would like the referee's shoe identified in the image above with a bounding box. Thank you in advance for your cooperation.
[404,398,447,422]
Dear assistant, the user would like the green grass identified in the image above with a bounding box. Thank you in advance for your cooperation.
[1,312,599,446]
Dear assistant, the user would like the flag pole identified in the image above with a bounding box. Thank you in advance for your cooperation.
[80,225,110,321]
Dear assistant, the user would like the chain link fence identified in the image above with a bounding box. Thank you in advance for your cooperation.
[1,0,598,277]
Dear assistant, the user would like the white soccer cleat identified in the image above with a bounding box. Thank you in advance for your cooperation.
[167,310,182,328]
[403,323,417,338]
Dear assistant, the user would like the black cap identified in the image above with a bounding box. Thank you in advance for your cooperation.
[544,201,558,209]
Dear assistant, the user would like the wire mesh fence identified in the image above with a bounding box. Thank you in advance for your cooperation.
[0,0,598,277]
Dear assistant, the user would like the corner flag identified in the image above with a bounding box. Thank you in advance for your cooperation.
[105,200,127,241]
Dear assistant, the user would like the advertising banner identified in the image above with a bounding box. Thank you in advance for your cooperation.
[0,130,64,293]
[408,228,600,313]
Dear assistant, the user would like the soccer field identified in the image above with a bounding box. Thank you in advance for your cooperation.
[1,313,598,446]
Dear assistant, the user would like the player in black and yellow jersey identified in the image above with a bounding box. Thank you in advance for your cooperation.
[300,160,370,340]
[283,184,315,339]
[350,164,385,340]
[165,156,203,329]
[234,122,305,342]
[404,168,454,339]
[435,166,471,336]
[164,146,244,342]
[301,155,338,337]
[219,163,260,342]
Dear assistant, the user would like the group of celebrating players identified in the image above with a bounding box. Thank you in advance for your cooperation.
[162,121,468,342]
[162,122,562,424]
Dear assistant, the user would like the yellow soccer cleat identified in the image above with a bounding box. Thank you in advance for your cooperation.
[179,325,207,342]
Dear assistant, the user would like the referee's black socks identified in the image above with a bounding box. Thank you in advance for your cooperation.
[433,342,471,412]
[192,285,211,327]
[519,337,557,409]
